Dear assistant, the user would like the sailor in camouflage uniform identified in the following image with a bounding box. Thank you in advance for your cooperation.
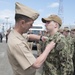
[58,28,63,34]
[41,14,74,75]
[63,27,74,59]
[70,28,75,75]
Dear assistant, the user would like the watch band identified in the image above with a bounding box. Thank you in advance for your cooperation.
[40,36,42,41]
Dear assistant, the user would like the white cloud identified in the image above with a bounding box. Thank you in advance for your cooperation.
[48,2,59,8]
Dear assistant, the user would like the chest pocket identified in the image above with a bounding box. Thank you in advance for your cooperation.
[56,41,65,51]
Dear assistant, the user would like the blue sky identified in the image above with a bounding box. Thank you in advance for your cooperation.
[0,0,75,30]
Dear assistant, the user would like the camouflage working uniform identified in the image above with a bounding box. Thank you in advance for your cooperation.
[66,35,74,75]
[42,32,74,75]
[72,37,75,75]
[66,35,74,59]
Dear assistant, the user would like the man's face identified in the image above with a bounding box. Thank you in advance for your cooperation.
[63,31,69,37]
[21,20,34,33]
[45,21,56,32]
[70,31,75,38]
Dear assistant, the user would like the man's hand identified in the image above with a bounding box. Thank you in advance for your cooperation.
[42,36,48,42]
[32,41,55,69]
[46,41,56,51]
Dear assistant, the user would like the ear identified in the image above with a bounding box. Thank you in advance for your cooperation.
[55,22,58,28]
[20,20,25,25]
[19,20,26,27]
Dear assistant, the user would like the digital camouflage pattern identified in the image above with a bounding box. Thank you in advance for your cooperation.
[65,35,74,75]
[65,35,74,59]
[42,32,74,75]
[72,37,75,74]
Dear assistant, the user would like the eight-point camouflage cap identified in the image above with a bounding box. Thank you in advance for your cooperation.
[15,2,39,20]
[63,27,70,32]
[71,28,75,31]
[42,14,62,26]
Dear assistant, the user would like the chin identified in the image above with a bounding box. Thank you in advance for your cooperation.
[25,29,29,33]
[23,30,26,33]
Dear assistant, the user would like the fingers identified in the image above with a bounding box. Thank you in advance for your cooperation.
[49,41,56,45]
[46,41,56,50]
[42,36,48,41]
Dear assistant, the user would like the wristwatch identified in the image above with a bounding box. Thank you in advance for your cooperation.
[40,36,42,41]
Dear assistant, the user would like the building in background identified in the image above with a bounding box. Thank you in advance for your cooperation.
[29,24,45,35]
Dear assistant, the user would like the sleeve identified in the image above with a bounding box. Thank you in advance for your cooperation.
[23,33,29,41]
[56,39,68,75]
[12,42,36,70]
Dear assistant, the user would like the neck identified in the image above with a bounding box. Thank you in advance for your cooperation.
[14,24,23,35]
[49,29,58,36]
